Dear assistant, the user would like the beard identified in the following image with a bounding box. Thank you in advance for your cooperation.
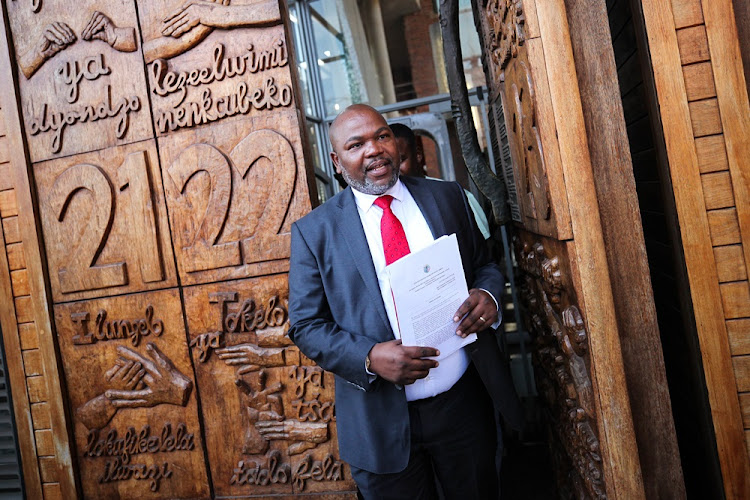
[340,161,399,195]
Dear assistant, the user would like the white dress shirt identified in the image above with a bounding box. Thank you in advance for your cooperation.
[352,180,478,401]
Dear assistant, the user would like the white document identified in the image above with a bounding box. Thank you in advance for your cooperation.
[386,233,476,360]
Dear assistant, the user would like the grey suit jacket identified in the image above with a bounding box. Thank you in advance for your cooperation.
[288,176,522,474]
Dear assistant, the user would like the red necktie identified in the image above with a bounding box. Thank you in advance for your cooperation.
[374,195,411,265]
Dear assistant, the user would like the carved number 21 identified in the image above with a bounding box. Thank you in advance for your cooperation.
[49,151,164,293]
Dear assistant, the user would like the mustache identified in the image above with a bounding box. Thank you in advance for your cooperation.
[365,157,393,170]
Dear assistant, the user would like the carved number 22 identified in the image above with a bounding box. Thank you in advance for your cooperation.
[167,129,295,273]
[49,151,164,293]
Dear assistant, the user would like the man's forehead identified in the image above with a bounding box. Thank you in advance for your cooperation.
[330,105,387,141]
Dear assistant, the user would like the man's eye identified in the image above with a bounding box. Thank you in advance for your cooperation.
[349,143,361,149]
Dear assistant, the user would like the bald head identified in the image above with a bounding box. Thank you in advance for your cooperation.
[329,104,387,153]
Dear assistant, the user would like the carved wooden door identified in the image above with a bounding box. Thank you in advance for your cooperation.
[475,0,646,498]
[2,0,355,497]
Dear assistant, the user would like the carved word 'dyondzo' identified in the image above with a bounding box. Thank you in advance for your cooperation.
[56,53,111,104]
[71,305,164,346]
[29,85,141,153]
[151,41,288,106]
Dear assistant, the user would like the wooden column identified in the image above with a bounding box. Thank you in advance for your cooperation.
[562,0,686,497]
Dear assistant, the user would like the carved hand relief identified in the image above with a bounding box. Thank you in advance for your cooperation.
[159,111,311,285]
[35,140,177,303]
[54,289,210,498]
[135,1,292,135]
[183,276,354,496]
[513,232,607,499]
[7,1,153,162]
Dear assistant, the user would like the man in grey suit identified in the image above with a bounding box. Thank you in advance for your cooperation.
[289,104,522,499]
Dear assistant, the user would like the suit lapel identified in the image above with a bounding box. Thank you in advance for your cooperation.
[335,188,392,333]
[401,176,447,239]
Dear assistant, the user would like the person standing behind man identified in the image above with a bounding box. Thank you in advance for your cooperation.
[288,104,522,499]
[390,122,491,240]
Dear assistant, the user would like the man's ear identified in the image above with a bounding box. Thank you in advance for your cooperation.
[330,151,342,174]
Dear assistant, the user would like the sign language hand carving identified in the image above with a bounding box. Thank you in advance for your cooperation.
[165,129,296,279]
[19,11,136,79]
[142,0,282,63]
[18,21,76,78]
[81,11,137,53]
[75,343,193,431]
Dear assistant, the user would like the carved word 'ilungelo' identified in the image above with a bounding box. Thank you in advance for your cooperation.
[71,304,164,346]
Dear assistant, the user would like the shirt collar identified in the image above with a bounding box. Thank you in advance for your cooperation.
[351,178,406,213]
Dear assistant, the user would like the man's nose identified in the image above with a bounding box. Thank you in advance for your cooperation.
[364,139,384,156]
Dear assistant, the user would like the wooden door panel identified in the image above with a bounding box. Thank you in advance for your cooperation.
[7,0,153,162]
[473,0,646,497]
[35,139,178,303]
[158,110,310,285]
[53,289,210,498]
[183,275,353,496]
[479,0,572,239]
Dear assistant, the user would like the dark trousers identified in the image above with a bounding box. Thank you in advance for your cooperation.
[351,365,499,500]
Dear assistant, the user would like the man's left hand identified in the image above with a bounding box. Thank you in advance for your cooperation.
[453,289,498,338]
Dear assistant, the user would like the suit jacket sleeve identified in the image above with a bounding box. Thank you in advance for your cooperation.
[288,222,377,391]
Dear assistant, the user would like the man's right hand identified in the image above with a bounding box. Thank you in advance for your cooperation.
[368,340,439,385]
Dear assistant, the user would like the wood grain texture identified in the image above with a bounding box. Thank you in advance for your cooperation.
[683,61,716,101]
[0,165,12,192]
[0,189,18,217]
[689,98,723,137]
[2,216,20,244]
[6,0,154,162]
[564,0,685,496]
[183,274,355,497]
[728,319,750,355]
[0,4,78,496]
[733,356,750,392]
[701,0,750,329]
[54,288,210,499]
[741,392,750,428]
[34,139,178,303]
[720,282,750,319]
[695,135,729,173]
[714,245,748,282]
[671,0,704,29]
[702,171,735,210]
[676,25,710,64]
[537,0,645,496]
[641,0,750,496]
[31,402,51,430]
[708,208,742,246]
[18,323,39,350]
[22,349,42,376]
[158,109,310,286]
[0,175,42,500]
